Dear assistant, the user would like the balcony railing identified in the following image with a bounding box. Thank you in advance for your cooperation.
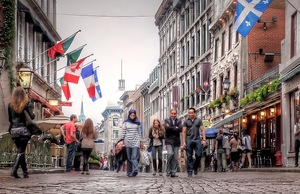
[245,66,279,94]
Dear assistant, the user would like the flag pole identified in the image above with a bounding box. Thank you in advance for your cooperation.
[49,64,99,85]
[26,30,81,64]
[34,57,60,72]
[34,43,87,72]
[46,58,97,80]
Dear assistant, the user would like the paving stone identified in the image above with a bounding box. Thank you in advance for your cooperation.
[1,170,300,193]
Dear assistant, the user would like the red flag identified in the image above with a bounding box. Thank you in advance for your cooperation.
[48,31,79,58]
[60,77,71,101]
[48,42,64,58]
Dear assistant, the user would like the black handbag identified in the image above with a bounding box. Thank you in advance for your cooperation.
[24,110,42,135]
[10,126,31,138]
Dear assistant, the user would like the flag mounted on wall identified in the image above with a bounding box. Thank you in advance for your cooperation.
[64,56,89,84]
[234,0,273,37]
[81,63,96,98]
[48,30,80,58]
[59,77,71,101]
[66,44,86,66]
[92,69,102,102]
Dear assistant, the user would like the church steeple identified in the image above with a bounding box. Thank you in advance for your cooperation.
[78,96,86,123]
[118,59,125,91]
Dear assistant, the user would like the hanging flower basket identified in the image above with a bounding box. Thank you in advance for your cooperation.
[227,88,239,100]
[195,88,201,94]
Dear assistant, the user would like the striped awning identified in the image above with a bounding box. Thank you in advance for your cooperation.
[280,64,300,82]
[212,109,244,128]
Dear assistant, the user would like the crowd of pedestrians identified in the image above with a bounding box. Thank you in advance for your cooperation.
[8,89,256,179]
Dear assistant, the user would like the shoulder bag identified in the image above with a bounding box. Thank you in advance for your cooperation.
[24,110,42,135]
[115,139,125,155]
[10,126,31,138]
[139,150,150,165]
[81,137,95,149]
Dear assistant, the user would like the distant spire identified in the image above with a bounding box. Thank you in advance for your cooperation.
[118,59,125,91]
[78,96,86,123]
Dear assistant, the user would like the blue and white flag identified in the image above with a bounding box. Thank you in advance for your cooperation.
[92,69,102,102]
[81,63,95,98]
[234,0,273,37]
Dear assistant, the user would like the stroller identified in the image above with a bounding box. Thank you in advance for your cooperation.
[115,139,127,173]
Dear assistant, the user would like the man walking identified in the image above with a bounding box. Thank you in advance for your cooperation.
[164,108,182,177]
[61,114,79,173]
[182,108,206,177]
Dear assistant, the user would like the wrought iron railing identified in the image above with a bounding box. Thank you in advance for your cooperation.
[0,133,55,169]
[245,66,279,94]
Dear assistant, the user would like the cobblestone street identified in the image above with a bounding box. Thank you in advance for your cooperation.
[0,170,300,193]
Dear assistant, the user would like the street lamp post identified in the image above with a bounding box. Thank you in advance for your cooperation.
[222,77,231,95]
[222,77,231,118]
[0,50,6,76]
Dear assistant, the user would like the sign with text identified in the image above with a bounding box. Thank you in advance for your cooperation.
[18,68,33,89]
[58,101,72,106]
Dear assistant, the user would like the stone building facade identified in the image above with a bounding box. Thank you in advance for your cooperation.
[0,0,62,134]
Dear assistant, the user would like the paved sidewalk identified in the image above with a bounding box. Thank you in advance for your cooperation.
[0,167,65,177]
[1,166,300,177]
[1,169,300,193]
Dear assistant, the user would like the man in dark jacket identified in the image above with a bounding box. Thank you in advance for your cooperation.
[164,108,182,177]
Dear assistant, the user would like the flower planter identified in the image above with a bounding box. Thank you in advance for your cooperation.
[88,162,100,169]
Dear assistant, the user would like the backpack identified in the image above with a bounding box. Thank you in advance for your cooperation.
[222,136,230,149]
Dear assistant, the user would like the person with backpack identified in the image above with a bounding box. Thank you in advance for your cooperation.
[215,129,227,172]
[240,130,252,168]
[181,108,207,177]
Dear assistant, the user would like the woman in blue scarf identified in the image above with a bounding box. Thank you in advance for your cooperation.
[122,109,141,177]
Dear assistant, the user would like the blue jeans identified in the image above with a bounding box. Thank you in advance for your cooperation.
[66,142,76,172]
[126,147,139,176]
[186,138,202,173]
[152,145,163,173]
[166,145,179,175]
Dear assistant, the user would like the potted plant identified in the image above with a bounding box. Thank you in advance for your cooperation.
[88,151,100,169]
[227,88,239,100]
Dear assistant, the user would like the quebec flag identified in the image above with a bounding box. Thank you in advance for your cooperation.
[234,0,273,37]
[92,69,102,102]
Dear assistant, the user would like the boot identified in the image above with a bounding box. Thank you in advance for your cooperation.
[12,153,23,178]
[20,153,29,178]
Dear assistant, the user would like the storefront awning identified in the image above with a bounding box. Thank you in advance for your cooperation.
[212,109,244,128]
[280,64,300,82]
[28,89,62,115]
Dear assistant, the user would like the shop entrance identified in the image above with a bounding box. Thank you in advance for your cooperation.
[255,116,280,166]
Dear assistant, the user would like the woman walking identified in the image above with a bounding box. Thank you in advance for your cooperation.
[8,87,35,178]
[229,132,241,172]
[241,130,252,168]
[81,118,98,175]
[122,109,141,177]
[149,119,165,176]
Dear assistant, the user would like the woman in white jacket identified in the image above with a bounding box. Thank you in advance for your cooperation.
[241,131,252,168]
[122,109,141,177]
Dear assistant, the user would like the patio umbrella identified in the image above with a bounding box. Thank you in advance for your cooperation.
[94,138,105,143]
[205,128,219,139]
[36,115,70,132]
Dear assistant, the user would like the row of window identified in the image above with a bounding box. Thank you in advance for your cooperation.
[35,0,55,24]
[17,9,57,84]
[214,24,239,62]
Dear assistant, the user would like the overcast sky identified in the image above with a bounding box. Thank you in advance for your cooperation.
[56,0,162,124]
